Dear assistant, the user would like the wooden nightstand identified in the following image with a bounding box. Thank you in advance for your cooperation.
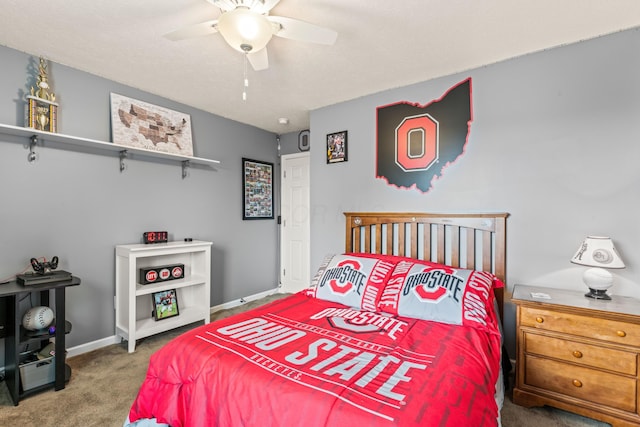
[512,284,640,427]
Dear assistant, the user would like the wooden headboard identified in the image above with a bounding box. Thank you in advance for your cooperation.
[344,212,509,316]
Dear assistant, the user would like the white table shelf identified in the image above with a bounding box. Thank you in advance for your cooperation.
[115,240,212,352]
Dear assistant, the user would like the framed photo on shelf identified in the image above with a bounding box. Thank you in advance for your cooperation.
[242,157,274,220]
[152,289,179,321]
[326,130,348,164]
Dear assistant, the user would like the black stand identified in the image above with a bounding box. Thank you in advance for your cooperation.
[0,276,80,405]
[584,288,612,300]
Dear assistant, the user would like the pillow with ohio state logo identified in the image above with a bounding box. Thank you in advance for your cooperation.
[305,254,397,311]
[376,259,503,331]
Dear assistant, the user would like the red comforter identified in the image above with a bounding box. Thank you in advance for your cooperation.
[128,292,502,427]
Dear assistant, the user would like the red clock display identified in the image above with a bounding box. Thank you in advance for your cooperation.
[143,231,168,244]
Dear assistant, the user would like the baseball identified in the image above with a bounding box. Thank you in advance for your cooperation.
[22,306,54,331]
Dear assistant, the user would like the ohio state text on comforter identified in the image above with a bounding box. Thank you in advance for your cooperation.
[127,292,502,427]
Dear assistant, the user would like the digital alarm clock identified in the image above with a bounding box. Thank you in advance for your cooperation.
[143,231,168,244]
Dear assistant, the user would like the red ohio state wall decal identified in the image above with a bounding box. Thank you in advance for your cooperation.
[376,78,472,193]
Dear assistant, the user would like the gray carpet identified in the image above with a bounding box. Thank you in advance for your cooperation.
[0,293,609,426]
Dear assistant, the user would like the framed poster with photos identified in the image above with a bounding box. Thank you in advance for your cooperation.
[327,130,348,163]
[242,158,274,220]
[152,289,179,320]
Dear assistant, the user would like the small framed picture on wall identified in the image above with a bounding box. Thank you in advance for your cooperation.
[326,130,348,164]
[298,130,310,152]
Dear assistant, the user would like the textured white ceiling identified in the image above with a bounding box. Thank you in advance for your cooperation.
[1,0,639,133]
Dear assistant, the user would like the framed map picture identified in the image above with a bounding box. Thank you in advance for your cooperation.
[110,93,194,157]
[242,158,274,220]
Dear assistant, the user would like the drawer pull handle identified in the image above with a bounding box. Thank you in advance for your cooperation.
[572,379,583,388]
[572,350,583,358]
[535,317,544,323]
[617,330,627,337]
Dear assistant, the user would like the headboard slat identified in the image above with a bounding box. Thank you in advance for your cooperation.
[364,226,371,253]
[422,224,432,262]
[375,225,382,254]
[481,230,492,272]
[436,224,445,265]
[451,226,460,268]
[466,229,475,270]
[398,224,406,257]
[385,224,393,255]
[409,222,418,259]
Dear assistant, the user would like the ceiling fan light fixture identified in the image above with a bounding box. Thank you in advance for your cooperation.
[217,7,273,53]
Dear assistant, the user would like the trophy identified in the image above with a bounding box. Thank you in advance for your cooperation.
[26,57,58,132]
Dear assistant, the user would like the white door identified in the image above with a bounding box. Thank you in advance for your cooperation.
[280,152,310,293]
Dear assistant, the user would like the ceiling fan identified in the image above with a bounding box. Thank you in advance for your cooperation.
[165,0,338,71]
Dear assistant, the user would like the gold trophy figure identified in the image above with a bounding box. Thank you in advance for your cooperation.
[36,106,49,131]
[26,57,59,132]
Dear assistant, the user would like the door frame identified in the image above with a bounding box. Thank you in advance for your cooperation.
[279,152,310,292]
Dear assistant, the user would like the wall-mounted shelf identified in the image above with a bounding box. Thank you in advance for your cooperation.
[0,123,220,178]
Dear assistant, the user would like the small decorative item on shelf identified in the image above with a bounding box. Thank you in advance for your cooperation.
[143,231,168,244]
[152,289,179,321]
[22,306,54,331]
[139,263,184,285]
[26,57,59,133]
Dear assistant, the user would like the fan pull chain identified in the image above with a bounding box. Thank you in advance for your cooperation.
[242,53,249,101]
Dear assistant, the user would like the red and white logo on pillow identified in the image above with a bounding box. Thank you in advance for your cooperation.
[309,254,396,311]
[415,285,447,302]
[406,265,462,303]
[321,259,366,296]
[378,260,498,331]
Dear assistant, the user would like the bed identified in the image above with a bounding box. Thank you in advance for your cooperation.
[124,211,509,427]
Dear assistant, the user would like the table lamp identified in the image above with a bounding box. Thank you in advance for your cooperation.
[571,236,625,300]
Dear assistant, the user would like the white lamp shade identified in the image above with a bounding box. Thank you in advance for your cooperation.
[571,236,625,269]
[217,7,274,53]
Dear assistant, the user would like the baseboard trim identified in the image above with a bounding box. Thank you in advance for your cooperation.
[210,287,281,313]
[66,287,281,359]
[67,335,121,358]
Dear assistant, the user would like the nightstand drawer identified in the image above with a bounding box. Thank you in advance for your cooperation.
[525,355,637,412]
[524,332,637,375]
[520,306,640,346]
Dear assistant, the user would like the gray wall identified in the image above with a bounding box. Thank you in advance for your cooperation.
[0,45,279,349]
[307,27,640,357]
[278,130,306,157]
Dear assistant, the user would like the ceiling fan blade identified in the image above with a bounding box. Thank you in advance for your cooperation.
[268,16,337,45]
[205,0,235,12]
[253,0,281,14]
[206,0,279,13]
[247,48,269,71]
[164,19,219,41]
